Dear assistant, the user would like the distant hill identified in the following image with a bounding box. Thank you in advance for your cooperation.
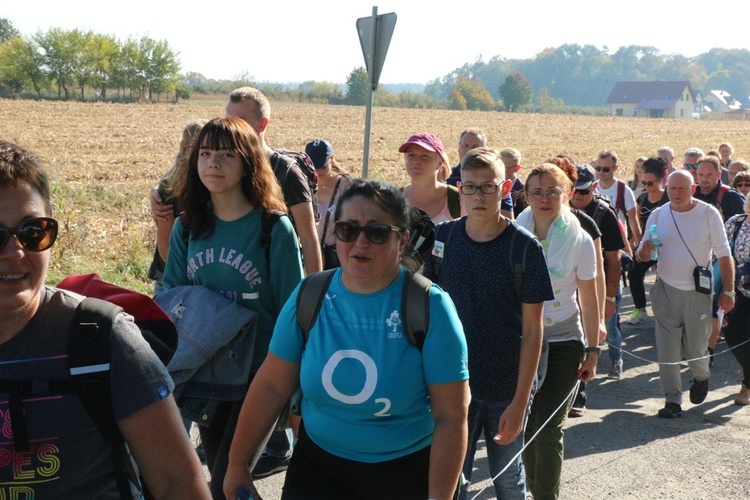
[381,83,426,94]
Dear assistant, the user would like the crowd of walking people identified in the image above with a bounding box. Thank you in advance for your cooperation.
[2,85,749,499]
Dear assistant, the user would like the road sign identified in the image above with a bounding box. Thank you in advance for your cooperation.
[356,11,396,90]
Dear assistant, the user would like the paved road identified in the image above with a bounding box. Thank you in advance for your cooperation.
[235,269,750,498]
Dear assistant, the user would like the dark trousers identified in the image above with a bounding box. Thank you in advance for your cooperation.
[523,340,583,500]
[199,399,243,499]
[725,291,750,388]
[282,422,434,499]
[628,259,657,310]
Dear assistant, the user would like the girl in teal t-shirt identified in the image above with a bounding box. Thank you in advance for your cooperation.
[163,116,303,496]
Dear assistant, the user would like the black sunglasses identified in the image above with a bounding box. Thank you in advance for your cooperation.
[595,166,611,173]
[641,180,657,187]
[0,217,58,252]
[575,188,592,195]
[334,221,403,244]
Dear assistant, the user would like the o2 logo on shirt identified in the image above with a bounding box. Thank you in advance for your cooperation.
[321,349,391,417]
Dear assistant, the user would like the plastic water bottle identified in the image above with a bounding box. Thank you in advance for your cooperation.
[649,224,660,261]
[237,487,254,500]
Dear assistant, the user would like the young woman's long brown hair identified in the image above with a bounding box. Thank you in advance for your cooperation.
[177,116,286,239]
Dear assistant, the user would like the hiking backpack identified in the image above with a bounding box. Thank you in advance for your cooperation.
[286,269,431,416]
[295,269,431,349]
[273,149,320,222]
[0,295,174,499]
[430,219,533,299]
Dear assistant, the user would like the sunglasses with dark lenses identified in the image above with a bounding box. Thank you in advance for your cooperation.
[574,188,592,195]
[0,217,58,252]
[594,166,611,173]
[683,163,699,170]
[641,180,657,187]
[735,182,750,188]
[334,221,403,244]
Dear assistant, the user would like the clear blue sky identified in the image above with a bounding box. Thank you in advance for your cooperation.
[5,0,749,84]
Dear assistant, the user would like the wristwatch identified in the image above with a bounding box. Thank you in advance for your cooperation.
[585,346,602,354]
[606,296,616,303]
[723,290,736,298]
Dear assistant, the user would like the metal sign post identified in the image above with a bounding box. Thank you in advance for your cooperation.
[356,7,396,178]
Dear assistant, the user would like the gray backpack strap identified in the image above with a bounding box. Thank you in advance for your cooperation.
[295,269,337,345]
[402,271,432,351]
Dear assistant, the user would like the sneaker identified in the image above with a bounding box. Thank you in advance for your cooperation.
[252,452,291,479]
[627,308,647,325]
[689,378,709,405]
[607,360,622,380]
[657,402,682,418]
[568,406,586,418]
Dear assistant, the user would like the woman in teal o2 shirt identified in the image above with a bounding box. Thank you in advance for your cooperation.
[224,179,470,500]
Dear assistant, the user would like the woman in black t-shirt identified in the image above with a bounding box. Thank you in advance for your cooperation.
[627,157,670,325]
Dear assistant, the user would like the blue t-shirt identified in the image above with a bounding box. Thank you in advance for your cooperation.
[270,267,468,463]
[423,218,554,401]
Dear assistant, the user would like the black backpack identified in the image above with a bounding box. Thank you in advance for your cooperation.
[295,269,431,349]
[273,149,320,222]
[0,298,170,499]
[430,219,532,300]
[286,269,432,416]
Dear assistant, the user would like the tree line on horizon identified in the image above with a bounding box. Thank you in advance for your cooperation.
[2,17,748,115]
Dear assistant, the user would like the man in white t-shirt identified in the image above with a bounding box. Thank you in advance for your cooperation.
[595,150,642,251]
[637,171,735,419]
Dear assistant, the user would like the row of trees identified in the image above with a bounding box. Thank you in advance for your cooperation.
[426,45,750,109]
[0,19,182,101]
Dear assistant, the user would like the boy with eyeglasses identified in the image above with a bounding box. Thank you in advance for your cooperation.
[423,147,553,500]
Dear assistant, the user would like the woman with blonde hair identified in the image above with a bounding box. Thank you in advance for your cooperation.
[400,133,463,224]
[516,163,599,499]
[149,119,206,292]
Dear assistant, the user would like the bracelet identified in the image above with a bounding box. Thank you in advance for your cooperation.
[585,346,602,354]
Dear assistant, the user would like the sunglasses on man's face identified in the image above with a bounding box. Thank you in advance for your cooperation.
[641,180,658,187]
[683,163,699,170]
[334,221,403,245]
[595,166,611,173]
[574,188,592,196]
[0,217,58,252]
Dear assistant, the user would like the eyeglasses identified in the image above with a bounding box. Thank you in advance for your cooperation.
[683,163,699,170]
[574,188,592,196]
[735,183,750,188]
[595,166,611,173]
[0,217,58,252]
[641,180,658,187]
[459,182,505,195]
[527,190,563,200]
[334,221,403,244]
